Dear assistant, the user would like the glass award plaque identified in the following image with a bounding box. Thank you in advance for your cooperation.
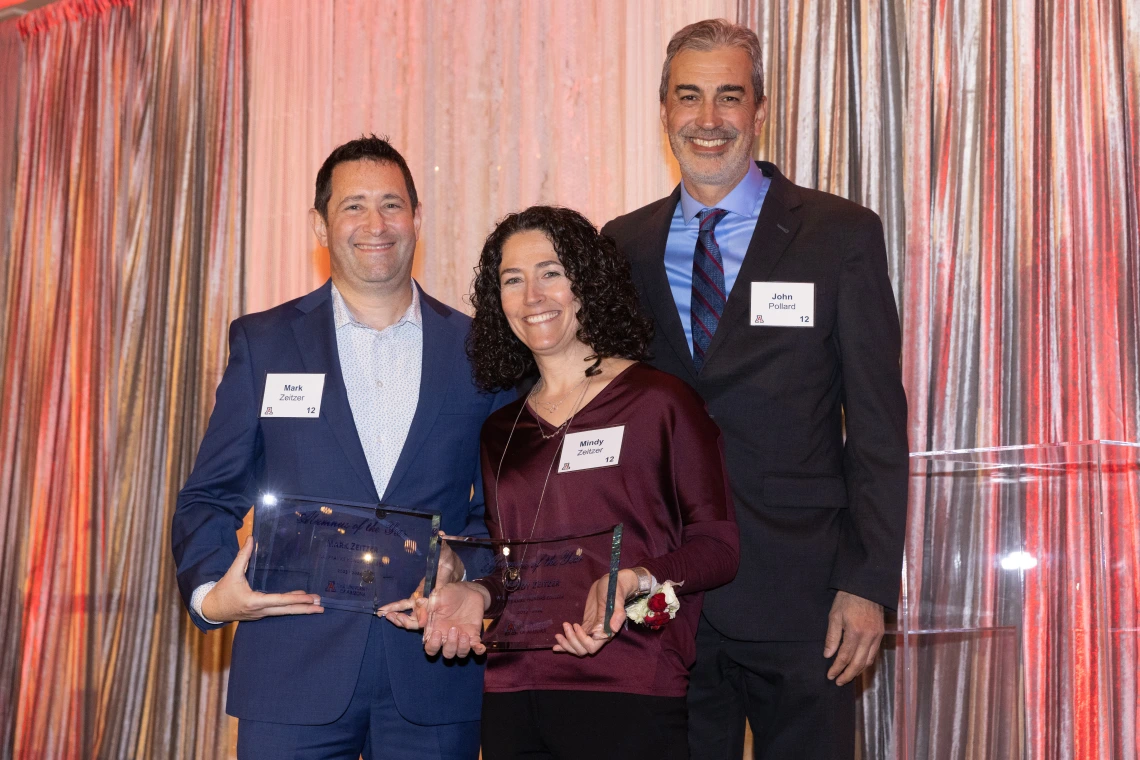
[427,524,623,651]
[247,494,441,614]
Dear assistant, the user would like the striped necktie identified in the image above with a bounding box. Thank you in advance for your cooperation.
[691,207,729,371]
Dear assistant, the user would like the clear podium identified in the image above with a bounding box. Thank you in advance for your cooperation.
[870,441,1140,760]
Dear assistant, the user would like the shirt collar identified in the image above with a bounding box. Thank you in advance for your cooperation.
[331,281,423,332]
[679,161,768,224]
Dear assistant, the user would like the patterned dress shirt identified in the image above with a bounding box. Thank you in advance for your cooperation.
[330,280,423,499]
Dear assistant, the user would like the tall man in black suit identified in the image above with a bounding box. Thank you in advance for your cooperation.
[602,19,909,760]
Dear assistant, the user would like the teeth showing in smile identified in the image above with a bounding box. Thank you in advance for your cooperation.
[691,138,729,148]
[523,311,559,324]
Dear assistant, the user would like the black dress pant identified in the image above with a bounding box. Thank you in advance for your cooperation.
[688,615,855,760]
[482,689,688,760]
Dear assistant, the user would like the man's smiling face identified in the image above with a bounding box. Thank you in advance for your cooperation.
[312,159,421,292]
[661,46,767,194]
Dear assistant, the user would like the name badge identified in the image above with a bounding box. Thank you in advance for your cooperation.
[260,373,326,418]
[750,282,815,327]
[558,425,625,473]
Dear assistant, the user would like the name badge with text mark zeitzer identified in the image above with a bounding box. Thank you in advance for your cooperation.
[558,425,625,473]
[750,282,815,327]
[260,373,325,418]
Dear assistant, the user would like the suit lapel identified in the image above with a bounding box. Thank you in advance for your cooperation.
[637,187,698,383]
[381,285,450,503]
[291,282,378,500]
[702,163,803,367]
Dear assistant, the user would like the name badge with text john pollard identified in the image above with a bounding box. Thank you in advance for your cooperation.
[558,425,625,473]
[750,282,815,327]
[260,373,325,418]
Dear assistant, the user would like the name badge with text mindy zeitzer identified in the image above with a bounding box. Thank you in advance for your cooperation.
[750,282,815,327]
[558,425,625,473]
[260,373,325,418]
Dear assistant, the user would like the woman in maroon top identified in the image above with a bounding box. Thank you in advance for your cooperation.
[385,206,738,759]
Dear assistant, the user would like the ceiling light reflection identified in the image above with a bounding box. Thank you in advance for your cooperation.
[1000,551,1038,570]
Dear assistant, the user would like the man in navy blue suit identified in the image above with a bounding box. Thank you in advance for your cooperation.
[171,135,509,759]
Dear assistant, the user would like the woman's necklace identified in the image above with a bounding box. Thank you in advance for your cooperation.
[531,375,589,416]
[494,376,593,590]
[533,408,570,440]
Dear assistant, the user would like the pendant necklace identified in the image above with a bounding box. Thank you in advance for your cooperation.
[532,375,589,417]
[494,377,592,591]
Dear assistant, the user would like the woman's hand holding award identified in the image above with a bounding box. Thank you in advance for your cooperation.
[378,525,626,656]
[551,567,639,656]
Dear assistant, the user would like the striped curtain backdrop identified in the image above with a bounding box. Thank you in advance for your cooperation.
[0,0,244,757]
[242,0,737,315]
[1,0,1137,758]
[737,0,1140,756]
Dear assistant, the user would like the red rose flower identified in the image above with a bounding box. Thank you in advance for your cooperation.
[644,610,669,630]
[648,592,668,613]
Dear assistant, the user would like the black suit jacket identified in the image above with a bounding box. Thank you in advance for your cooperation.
[602,162,908,641]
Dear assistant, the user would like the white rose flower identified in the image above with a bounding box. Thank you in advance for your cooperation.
[625,595,650,623]
[660,581,682,618]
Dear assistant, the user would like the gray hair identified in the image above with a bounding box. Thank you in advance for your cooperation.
[659,19,765,105]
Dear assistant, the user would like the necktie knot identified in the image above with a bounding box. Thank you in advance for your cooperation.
[697,207,727,230]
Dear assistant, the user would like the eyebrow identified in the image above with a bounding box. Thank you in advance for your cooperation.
[338,192,404,205]
[499,260,562,275]
[674,84,747,96]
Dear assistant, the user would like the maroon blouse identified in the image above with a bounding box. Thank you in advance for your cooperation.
[480,362,739,697]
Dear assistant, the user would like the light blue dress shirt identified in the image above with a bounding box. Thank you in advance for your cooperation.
[664,161,771,356]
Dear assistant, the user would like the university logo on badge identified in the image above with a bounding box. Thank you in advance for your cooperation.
[264,407,273,415]
[326,581,336,593]
[754,315,764,324]
[561,462,570,471]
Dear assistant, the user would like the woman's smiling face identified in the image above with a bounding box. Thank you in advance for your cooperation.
[497,229,583,358]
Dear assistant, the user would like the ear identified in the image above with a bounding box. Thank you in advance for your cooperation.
[309,208,329,248]
[413,202,423,238]
[753,95,768,136]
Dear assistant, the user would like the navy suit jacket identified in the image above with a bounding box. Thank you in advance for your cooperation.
[171,280,511,725]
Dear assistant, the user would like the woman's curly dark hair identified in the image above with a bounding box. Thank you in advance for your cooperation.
[467,205,653,392]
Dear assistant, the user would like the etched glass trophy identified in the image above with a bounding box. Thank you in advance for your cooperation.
[247,494,441,613]
[426,524,624,650]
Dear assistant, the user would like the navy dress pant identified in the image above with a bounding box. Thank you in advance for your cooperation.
[237,616,480,760]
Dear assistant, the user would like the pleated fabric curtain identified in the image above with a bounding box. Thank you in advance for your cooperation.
[243,0,738,315]
[0,1,245,757]
[737,0,1140,442]
[736,0,1140,757]
[2,0,1138,758]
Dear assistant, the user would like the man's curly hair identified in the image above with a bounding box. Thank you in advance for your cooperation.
[468,206,653,392]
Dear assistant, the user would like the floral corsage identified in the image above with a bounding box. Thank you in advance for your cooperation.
[625,580,683,630]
